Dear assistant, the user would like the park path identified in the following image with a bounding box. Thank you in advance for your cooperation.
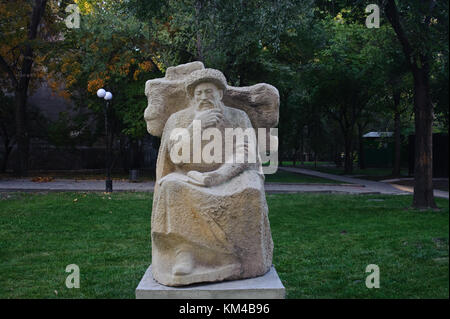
[278,166,449,199]
[0,178,387,195]
[0,178,156,192]
[385,181,449,199]
[0,168,447,198]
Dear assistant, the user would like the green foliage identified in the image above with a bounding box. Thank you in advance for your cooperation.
[431,47,449,131]
[22,0,449,165]
[47,1,163,142]
[134,0,315,85]
[46,111,98,148]
[383,0,448,59]
[113,80,150,139]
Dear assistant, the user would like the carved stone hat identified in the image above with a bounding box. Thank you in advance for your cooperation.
[185,68,227,97]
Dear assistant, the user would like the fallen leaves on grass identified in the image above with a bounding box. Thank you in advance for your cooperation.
[31,177,54,183]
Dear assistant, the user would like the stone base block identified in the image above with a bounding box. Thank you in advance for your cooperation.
[135,265,285,299]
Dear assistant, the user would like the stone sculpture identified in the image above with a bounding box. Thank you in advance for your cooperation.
[144,62,279,286]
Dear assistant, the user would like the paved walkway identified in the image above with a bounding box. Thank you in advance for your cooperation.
[0,179,156,192]
[279,167,449,199]
[0,178,385,195]
[387,183,449,199]
[278,167,408,195]
[0,168,447,198]
[379,177,449,199]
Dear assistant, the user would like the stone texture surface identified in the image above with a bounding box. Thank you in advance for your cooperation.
[144,61,279,143]
[144,63,279,287]
[136,265,285,299]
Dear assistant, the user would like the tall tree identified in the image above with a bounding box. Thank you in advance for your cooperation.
[0,0,48,176]
[380,0,448,209]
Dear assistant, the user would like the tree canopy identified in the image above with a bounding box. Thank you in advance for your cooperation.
[0,0,448,208]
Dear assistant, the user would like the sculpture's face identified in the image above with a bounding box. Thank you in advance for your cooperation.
[193,82,223,111]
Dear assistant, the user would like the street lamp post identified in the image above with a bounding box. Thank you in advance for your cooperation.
[97,88,113,193]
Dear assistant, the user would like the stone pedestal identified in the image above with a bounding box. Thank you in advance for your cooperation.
[135,265,285,299]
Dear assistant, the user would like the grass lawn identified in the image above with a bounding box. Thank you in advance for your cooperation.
[264,170,348,184]
[0,192,448,298]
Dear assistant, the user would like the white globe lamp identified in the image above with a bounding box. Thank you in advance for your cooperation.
[104,92,113,100]
[97,88,106,98]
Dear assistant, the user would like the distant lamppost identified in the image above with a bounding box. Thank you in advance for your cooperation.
[97,88,113,192]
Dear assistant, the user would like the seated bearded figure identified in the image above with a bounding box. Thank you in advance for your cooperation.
[150,68,274,286]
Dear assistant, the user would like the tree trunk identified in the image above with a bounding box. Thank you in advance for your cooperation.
[300,132,304,166]
[412,65,437,209]
[357,123,365,169]
[383,0,436,209]
[392,90,402,177]
[1,143,13,173]
[14,90,29,176]
[344,150,353,174]
[0,121,13,172]
[343,132,353,174]
[12,0,47,176]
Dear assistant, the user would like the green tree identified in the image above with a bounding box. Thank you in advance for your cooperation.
[360,23,412,176]
[380,0,448,209]
[47,1,163,171]
[0,0,50,175]
[307,19,380,173]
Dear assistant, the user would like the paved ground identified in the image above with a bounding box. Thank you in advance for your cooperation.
[0,168,448,198]
[0,178,156,192]
[386,182,449,199]
[279,167,449,199]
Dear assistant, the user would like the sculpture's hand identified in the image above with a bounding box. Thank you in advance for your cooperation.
[203,171,227,187]
[158,171,227,188]
[187,170,228,187]
[194,109,223,129]
[186,170,207,186]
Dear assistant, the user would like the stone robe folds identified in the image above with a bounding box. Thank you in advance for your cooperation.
[151,105,274,286]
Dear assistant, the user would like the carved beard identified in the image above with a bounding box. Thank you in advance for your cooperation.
[195,97,221,111]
